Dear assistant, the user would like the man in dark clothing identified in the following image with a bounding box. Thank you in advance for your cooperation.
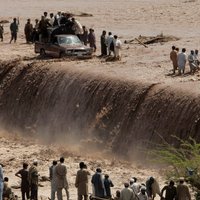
[88,29,96,52]
[104,174,114,198]
[15,163,30,200]
[80,26,88,46]
[10,18,18,43]
[49,160,57,200]
[38,16,51,42]
[146,177,154,198]
[0,25,3,42]
[100,30,107,56]
[24,19,33,43]
[91,168,105,198]
[161,180,176,200]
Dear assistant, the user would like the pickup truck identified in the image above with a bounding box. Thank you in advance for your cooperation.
[35,34,93,58]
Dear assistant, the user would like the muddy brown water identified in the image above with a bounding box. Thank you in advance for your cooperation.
[0,60,200,158]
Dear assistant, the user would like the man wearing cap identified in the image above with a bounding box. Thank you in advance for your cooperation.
[0,164,3,200]
[75,162,90,200]
[28,160,39,200]
[91,168,105,198]
[121,183,136,200]
[130,177,140,194]
[138,187,148,200]
[55,157,69,200]
[176,178,191,200]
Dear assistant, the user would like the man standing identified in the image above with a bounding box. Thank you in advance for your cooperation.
[170,46,178,74]
[88,29,96,52]
[24,19,33,43]
[29,160,39,200]
[114,35,122,60]
[188,50,197,74]
[100,30,107,56]
[55,157,69,200]
[130,177,140,194]
[106,32,114,56]
[80,26,88,46]
[3,177,13,199]
[0,164,3,200]
[49,160,57,200]
[91,168,105,198]
[194,49,200,67]
[10,18,19,43]
[15,163,30,200]
[176,178,191,200]
[120,183,135,200]
[104,174,114,198]
[0,24,3,42]
[161,180,176,200]
[138,187,148,200]
[177,48,187,75]
[75,162,90,200]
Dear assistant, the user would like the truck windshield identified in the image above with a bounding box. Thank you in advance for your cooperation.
[58,36,82,45]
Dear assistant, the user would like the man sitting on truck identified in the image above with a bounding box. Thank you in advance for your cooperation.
[38,16,51,42]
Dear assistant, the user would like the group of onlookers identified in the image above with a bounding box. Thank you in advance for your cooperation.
[100,31,122,60]
[0,11,122,59]
[0,159,192,200]
[170,45,200,75]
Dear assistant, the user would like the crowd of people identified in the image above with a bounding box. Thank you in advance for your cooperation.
[0,11,122,60]
[170,46,200,75]
[0,158,192,200]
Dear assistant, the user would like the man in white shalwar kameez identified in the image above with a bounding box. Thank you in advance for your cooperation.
[114,35,122,60]
[0,164,3,200]
[177,48,187,75]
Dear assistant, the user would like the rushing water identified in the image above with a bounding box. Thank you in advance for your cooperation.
[0,60,200,157]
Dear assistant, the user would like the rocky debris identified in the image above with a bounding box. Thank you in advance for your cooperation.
[125,34,180,46]
[0,20,9,24]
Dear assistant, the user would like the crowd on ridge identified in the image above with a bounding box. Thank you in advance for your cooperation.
[0,11,122,60]
[0,158,192,200]
[170,46,200,75]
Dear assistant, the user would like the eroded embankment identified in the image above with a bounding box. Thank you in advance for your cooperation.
[0,60,200,157]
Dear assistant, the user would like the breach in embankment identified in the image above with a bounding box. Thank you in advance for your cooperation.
[0,59,200,158]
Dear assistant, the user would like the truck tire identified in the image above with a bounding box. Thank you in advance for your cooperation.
[59,52,65,58]
[40,49,46,56]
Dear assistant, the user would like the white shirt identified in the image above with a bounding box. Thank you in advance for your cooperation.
[130,183,140,194]
[106,35,114,46]
[138,192,148,200]
[49,17,55,26]
[115,39,122,49]
[177,52,187,68]
[120,187,135,200]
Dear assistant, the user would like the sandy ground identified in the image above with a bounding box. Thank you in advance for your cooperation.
[0,0,199,199]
